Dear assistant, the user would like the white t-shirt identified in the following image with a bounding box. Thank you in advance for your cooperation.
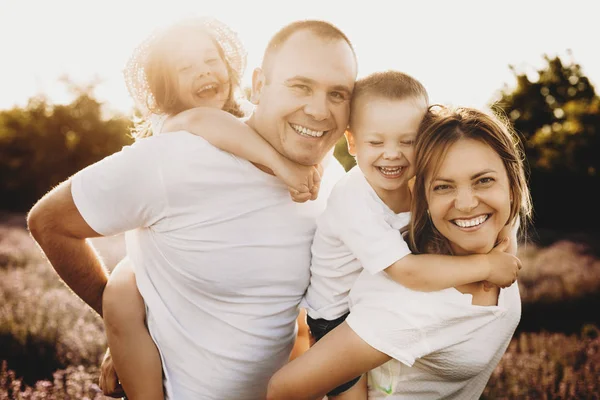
[71,131,345,400]
[303,166,411,320]
[346,271,521,399]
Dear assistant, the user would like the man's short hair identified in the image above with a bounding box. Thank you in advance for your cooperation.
[350,70,429,130]
[261,20,357,73]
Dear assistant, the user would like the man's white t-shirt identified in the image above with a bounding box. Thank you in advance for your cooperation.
[303,166,411,320]
[71,131,345,400]
[346,270,521,399]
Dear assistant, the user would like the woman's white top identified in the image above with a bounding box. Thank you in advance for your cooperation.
[346,270,521,399]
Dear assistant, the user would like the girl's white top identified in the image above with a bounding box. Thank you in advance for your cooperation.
[346,270,521,399]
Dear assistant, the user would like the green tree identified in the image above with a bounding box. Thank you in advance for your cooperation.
[492,52,599,176]
[0,82,134,212]
[491,53,600,232]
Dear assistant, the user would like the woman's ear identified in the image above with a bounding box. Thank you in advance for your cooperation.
[344,130,357,156]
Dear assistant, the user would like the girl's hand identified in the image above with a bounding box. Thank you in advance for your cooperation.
[275,160,322,203]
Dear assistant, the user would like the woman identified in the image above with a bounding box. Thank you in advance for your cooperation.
[266,105,533,399]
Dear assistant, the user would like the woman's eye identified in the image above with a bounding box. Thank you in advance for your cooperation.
[478,177,495,185]
[433,184,451,192]
[368,141,383,146]
[401,140,415,146]
[206,58,220,65]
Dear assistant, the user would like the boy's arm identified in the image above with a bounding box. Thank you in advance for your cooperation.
[163,107,320,200]
[384,237,521,292]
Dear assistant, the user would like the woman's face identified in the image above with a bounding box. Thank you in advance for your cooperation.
[426,138,512,255]
[171,30,231,111]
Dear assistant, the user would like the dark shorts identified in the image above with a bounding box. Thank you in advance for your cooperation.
[306,312,362,396]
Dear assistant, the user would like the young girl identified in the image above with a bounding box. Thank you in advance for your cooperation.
[100,17,321,400]
[266,105,533,400]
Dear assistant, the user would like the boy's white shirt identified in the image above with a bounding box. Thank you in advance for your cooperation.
[346,271,521,399]
[71,131,345,400]
[303,165,412,321]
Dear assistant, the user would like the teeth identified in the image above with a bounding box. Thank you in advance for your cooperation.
[197,83,217,93]
[377,166,402,176]
[291,124,325,138]
[453,215,489,228]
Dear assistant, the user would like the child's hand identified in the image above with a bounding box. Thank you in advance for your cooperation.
[484,237,522,288]
[275,159,322,203]
[99,348,125,398]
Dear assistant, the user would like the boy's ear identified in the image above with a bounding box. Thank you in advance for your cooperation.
[344,130,357,156]
[251,68,265,105]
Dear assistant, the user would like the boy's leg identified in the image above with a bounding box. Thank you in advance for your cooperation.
[102,258,164,400]
[327,374,367,400]
[306,313,364,399]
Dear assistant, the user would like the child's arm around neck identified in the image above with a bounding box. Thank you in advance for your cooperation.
[384,219,521,292]
[161,107,321,202]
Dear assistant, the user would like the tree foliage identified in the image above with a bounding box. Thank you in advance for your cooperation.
[0,83,133,212]
[493,53,599,176]
[492,53,600,232]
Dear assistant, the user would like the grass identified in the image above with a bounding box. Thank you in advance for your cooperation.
[0,215,598,398]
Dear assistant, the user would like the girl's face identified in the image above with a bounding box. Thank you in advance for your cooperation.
[171,30,231,111]
[426,138,512,255]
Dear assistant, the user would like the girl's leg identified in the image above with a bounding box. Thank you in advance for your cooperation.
[102,258,164,400]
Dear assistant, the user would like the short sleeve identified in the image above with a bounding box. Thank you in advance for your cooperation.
[71,139,168,236]
[331,192,411,274]
[346,295,430,367]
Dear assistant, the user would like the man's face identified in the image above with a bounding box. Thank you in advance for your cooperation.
[250,30,357,166]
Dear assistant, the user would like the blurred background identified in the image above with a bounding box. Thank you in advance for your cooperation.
[1,0,598,398]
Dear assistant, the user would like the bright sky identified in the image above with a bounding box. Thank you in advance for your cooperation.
[1,0,598,116]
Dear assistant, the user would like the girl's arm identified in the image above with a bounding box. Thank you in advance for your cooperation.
[266,322,389,400]
[161,108,321,202]
[384,219,521,292]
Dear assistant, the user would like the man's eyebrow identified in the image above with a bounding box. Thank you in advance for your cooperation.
[434,169,497,182]
[286,76,352,93]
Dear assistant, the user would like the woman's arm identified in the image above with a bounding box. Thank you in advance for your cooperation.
[266,322,390,400]
[162,108,321,201]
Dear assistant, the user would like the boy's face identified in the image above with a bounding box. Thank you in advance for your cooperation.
[347,96,426,202]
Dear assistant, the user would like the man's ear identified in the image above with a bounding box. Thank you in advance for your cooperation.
[251,67,265,105]
[344,130,357,156]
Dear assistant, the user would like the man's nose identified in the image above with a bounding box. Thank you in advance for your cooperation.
[304,92,330,121]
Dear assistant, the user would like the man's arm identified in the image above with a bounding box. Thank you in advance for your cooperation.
[27,179,108,316]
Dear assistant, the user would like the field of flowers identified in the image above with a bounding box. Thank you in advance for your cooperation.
[1,213,599,399]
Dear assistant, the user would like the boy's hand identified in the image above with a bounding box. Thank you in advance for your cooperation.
[484,237,522,288]
[99,348,125,398]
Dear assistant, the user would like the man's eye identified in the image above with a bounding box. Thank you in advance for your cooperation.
[330,91,347,101]
[293,84,310,92]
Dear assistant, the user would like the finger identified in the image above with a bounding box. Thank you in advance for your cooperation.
[312,166,322,185]
[493,237,509,252]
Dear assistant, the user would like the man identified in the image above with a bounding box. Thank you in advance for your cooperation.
[27,20,358,399]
